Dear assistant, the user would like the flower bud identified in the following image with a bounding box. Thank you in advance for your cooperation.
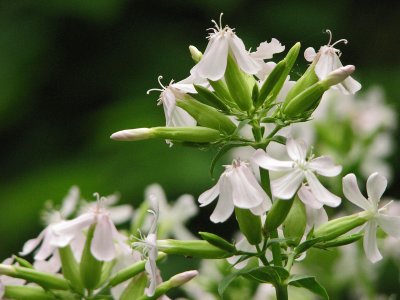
[283,196,306,246]
[224,54,253,112]
[235,208,262,245]
[320,65,355,87]
[192,84,229,111]
[189,45,202,63]
[256,60,286,107]
[119,273,147,300]
[264,198,294,234]
[314,233,363,249]
[313,211,370,241]
[176,97,237,134]
[4,286,56,300]
[199,232,236,253]
[157,240,231,258]
[58,245,83,291]
[208,79,236,105]
[111,127,222,143]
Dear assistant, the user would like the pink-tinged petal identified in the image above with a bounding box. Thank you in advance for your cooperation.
[298,186,323,209]
[210,176,234,223]
[252,149,293,171]
[199,179,220,207]
[108,205,133,225]
[308,156,342,177]
[0,284,4,299]
[304,47,316,62]
[60,186,80,218]
[286,138,307,161]
[305,171,341,207]
[91,215,116,262]
[229,34,261,75]
[366,172,387,206]
[305,206,328,230]
[363,221,382,263]
[191,35,229,81]
[342,174,372,211]
[271,169,304,199]
[70,232,86,261]
[314,47,335,80]
[377,214,400,238]
[53,213,94,238]
[145,259,157,296]
[230,166,263,209]
[34,230,57,260]
[34,252,61,274]
[251,38,285,60]
[169,107,197,127]
[174,195,198,220]
[342,76,362,94]
[19,228,46,256]
[249,200,271,216]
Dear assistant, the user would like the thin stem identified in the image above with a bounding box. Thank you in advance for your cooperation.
[285,252,295,272]
[255,244,269,266]
[275,283,289,300]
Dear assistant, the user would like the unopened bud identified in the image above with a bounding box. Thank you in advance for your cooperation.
[170,270,198,287]
[235,208,262,245]
[320,65,355,87]
[157,239,231,258]
[111,128,153,141]
[189,45,203,63]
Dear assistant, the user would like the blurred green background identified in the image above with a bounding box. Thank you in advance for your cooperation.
[1,0,399,267]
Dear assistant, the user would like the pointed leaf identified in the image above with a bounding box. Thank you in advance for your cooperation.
[288,275,329,300]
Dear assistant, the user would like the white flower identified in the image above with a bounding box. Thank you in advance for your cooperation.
[304,29,361,94]
[133,196,159,297]
[52,193,130,262]
[199,159,272,223]
[147,76,197,128]
[253,138,342,207]
[342,173,400,263]
[190,14,262,81]
[144,184,198,239]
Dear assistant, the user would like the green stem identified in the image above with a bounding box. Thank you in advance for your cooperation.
[285,252,295,272]
[255,244,269,266]
[275,283,288,300]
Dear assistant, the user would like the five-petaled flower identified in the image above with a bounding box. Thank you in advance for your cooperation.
[199,159,272,223]
[343,172,400,263]
[253,138,342,208]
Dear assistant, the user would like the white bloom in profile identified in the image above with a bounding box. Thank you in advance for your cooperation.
[144,184,198,239]
[304,29,361,94]
[133,196,159,297]
[52,193,130,262]
[199,159,272,223]
[190,14,262,81]
[147,76,197,128]
[20,186,82,272]
[343,173,400,263]
[253,138,342,207]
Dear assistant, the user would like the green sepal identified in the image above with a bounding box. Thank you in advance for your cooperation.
[199,232,236,253]
[153,126,222,143]
[256,60,286,107]
[235,208,262,245]
[264,198,294,234]
[225,54,253,112]
[120,273,147,300]
[314,233,364,249]
[208,79,236,105]
[12,256,34,269]
[58,245,83,291]
[176,97,237,134]
[157,240,231,258]
[4,286,57,300]
[251,83,260,105]
[288,275,329,300]
[192,84,229,111]
[80,224,103,290]
[283,196,307,246]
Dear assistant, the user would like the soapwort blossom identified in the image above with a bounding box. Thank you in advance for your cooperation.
[52,193,130,262]
[343,173,400,263]
[199,159,272,223]
[304,29,361,94]
[253,138,342,208]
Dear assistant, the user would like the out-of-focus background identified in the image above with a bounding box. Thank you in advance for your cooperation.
[1,0,399,282]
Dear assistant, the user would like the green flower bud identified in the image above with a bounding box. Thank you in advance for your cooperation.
[80,224,103,290]
[314,233,363,249]
[208,79,236,105]
[199,232,236,253]
[157,240,231,258]
[235,208,262,245]
[264,198,294,234]
[283,196,306,246]
[111,126,222,143]
[176,97,236,134]
[256,60,286,107]
[120,273,147,300]
[58,245,83,291]
[4,286,56,300]
[313,211,370,242]
[189,45,202,63]
[224,54,253,112]
[191,84,229,111]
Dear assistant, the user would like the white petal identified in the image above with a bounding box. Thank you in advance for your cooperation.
[271,169,304,199]
[342,76,362,94]
[210,176,234,223]
[308,156,342,177]
[173,194,198,221]
[252,149,293,171]
[249,200,271,215]
[229,34,261,74]
[0,284,4,299]
[199,179,220,206]
[304,47,316,62]
[145,258,157,296]
[230,166,264,209]
[314,47,336,80]
[91,215,116,261]
[251,38,285,60]
[342,174,372,211]
[298,186,323,209]
[108,205,133,225]
[305,171,341,207]
[20,229,46,256]
[191,34,229,81]
[169,107,197,127]
[377,214,400,238]
[306,206,328,230]
[286,138,307,161]
[34,230,57,260]
[60,186,80,218]
[53,213,94,238]
[366,172,387,206]
[34,252,61,274]
[363,221,382,263]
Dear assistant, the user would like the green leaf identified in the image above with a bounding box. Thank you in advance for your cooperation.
[218,267,254,298]
[288,275,329,299]
[246,266,289,285]
[210,142,247,177]
[294,236,324,255]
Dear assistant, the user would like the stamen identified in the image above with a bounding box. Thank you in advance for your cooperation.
[379,200,394,213]
[219,13,224,30]
[331,38,348,47]
[146,75,166,94]
[325,29,333,46]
